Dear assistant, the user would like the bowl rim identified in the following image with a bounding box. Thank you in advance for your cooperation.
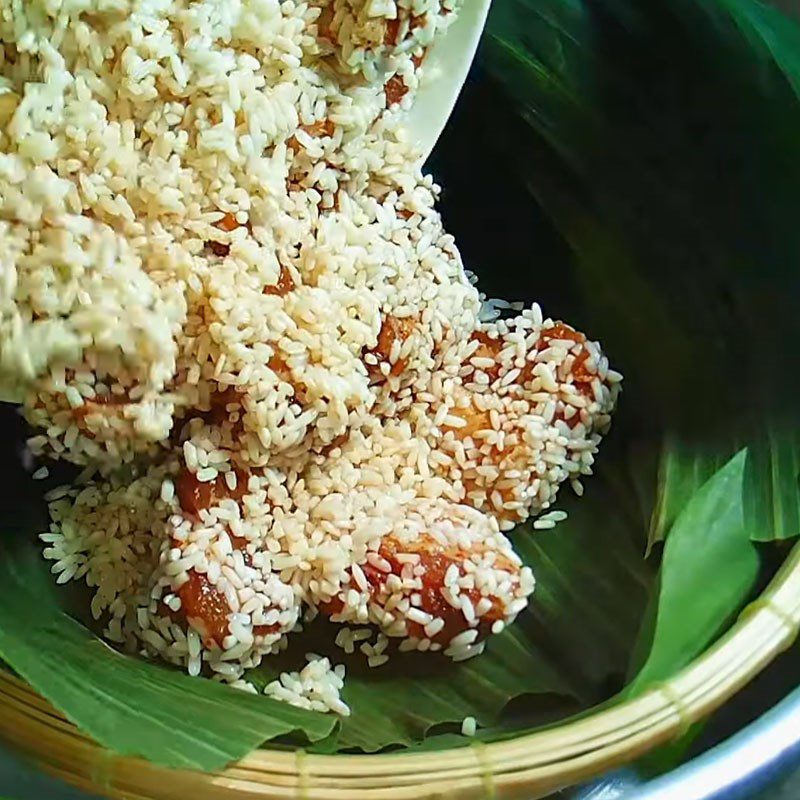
[403,0,494,163]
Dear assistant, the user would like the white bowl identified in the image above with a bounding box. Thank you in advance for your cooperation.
[404,0,493,163]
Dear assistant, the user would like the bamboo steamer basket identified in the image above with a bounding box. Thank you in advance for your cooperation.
[0,543,797,800]
[2,4,799,798]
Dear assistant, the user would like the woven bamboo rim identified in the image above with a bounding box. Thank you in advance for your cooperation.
[0,542,798,800]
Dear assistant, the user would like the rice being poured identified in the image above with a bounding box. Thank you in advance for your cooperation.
[1,0,621,716]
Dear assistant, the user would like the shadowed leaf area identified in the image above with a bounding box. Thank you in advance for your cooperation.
[0,0,798,768]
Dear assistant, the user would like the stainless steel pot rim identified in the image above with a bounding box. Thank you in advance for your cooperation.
[575,685,800,800]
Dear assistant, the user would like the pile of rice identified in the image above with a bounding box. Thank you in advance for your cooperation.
[1,0,621,716]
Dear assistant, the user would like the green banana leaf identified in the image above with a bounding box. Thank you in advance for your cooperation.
[627,451,760,694]
[649,423,800,551]
[482,0,800,542]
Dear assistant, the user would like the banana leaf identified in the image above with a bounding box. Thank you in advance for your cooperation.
[626,451,760,694]
[482,0,800,542]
